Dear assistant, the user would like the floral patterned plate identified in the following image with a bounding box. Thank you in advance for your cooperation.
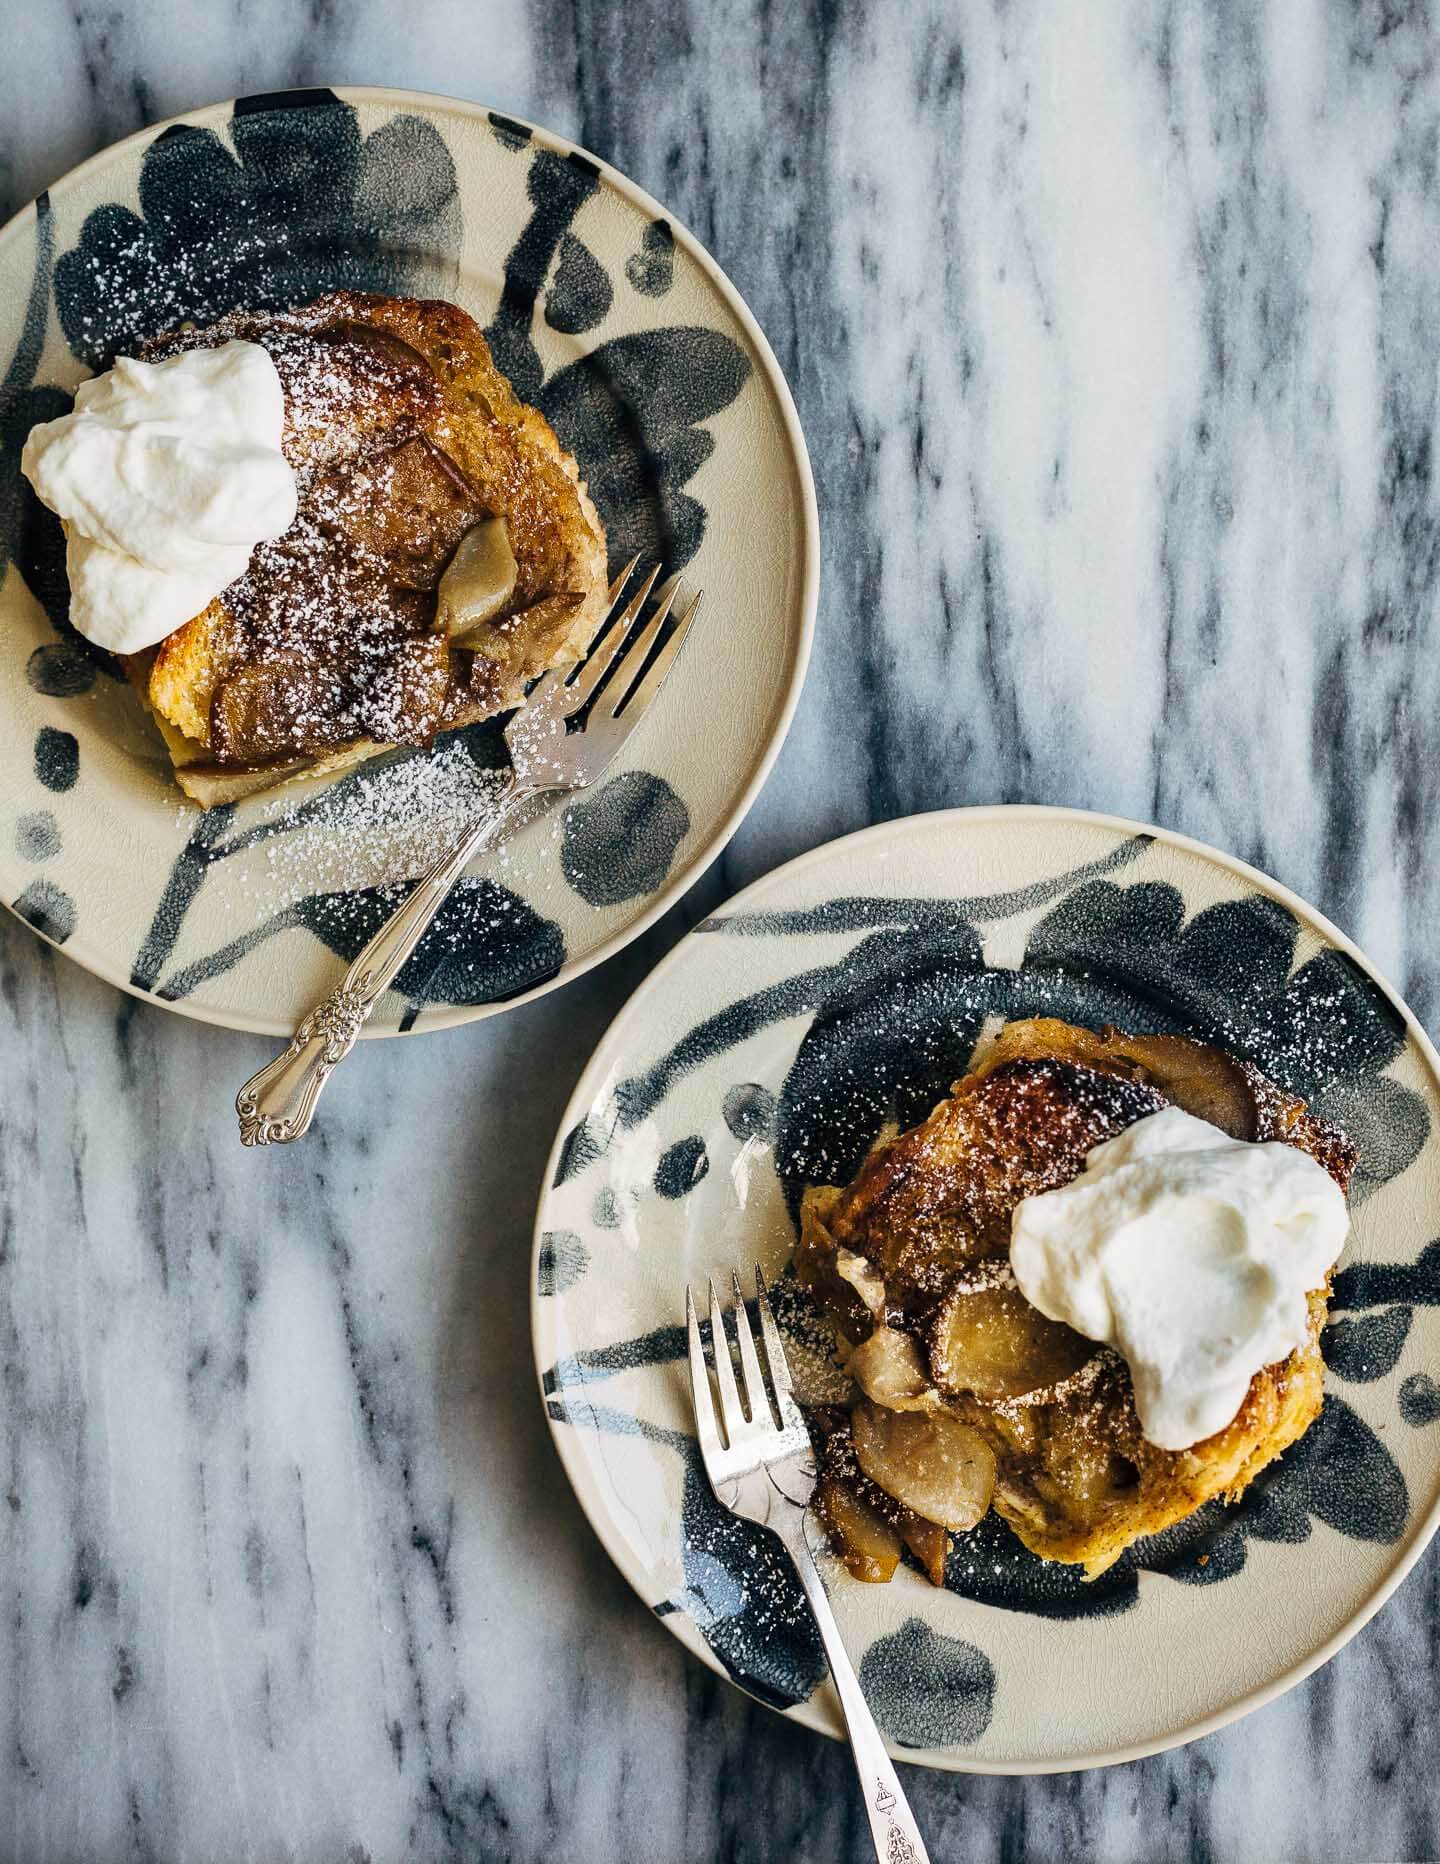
[533,806,1440,1772]
[0,88,815,1034]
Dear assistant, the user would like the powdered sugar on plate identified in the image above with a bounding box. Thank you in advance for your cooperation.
[185,736,560,925]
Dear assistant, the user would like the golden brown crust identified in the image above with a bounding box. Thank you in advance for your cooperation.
[337,293,607,671]
[796,1018,1354,1576]
[123,290,608,805]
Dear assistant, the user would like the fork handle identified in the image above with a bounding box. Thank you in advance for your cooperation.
[236,771,533,1145]
[790,1524,931,1864]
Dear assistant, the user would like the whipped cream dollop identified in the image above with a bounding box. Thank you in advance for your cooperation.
[1009,1106,1349,1451]
[20,340,297,655]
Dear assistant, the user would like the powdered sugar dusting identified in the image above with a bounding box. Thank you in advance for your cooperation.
[142,302,521,766]
[256,742,508,889]
[176,737,565,932]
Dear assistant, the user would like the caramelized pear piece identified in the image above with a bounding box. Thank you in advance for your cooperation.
[211,657,350,761]
[847,1325,937,1412]
[929,1279,1093,1401]
[834,1246,887,1319]
[322,320,436,377]
[436,516,519,641]
[1097,1029,1258,1139]
[358,633,453,741]
[315,434,483,591]
[814,1413,952,1586]
[850,1401,996,1530]
[174,754,317,804]
[814,1475,902,1582]
[795,1189,878,1344]
[896,1510,950,1587]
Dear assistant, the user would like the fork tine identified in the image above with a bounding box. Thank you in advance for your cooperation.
[607,552,642,607]
[730,1271,774,1430]
[609,588,703,719]
[562,563,663,708]
[600,582,681,714]
[524,557,643,707]
[707,1276,750,1445]
[754,1266,807,1434]
[685,1286,725,1475]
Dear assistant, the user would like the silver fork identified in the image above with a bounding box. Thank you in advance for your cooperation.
[686,1270,931,1864]
[236,559,702,1145]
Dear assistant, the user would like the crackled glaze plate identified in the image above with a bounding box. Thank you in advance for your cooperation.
[533,806,1440,1773]
[0,88,815,1034]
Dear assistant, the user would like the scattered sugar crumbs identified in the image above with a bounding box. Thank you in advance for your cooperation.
[179,739,567,924]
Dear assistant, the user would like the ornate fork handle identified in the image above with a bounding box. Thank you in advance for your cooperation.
[792,1516,931,1864]
[237,772,532,1145]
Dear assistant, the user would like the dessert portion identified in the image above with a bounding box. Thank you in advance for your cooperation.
[795,1018,1357,1583]
[22,291,609,805]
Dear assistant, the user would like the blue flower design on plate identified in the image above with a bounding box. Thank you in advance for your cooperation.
[541,837,1435,1731]
[1,91,752,1011]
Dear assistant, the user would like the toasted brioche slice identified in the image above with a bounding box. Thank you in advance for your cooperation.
[120,291,608,806]
[797,1019,1357,1576]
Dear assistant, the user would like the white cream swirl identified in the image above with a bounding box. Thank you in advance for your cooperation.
[1010,1105,1349,1450]
[21,340,297,655]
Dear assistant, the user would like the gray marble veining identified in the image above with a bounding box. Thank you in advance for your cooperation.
[3,2,1440,1860]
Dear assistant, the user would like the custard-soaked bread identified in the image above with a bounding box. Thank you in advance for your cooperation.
[796,1019,1357,1578]
[122,291,608,805]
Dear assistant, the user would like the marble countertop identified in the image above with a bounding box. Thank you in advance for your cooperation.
[4,4,1440,1860]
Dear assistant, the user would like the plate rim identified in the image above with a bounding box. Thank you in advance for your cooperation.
[530,801,1440,1774]
[0,84,819,1039]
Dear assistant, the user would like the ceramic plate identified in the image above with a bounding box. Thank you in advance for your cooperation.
[533,806,1440,1773]
[0,88,815,1034]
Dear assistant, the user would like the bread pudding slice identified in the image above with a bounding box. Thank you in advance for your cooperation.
[796,1018,1357,1579]
[120,291,608,805]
